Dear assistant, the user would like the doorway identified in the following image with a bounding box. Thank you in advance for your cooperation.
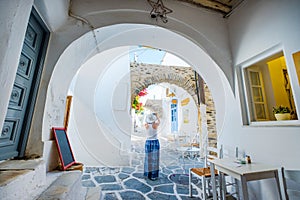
[0,8,49,160]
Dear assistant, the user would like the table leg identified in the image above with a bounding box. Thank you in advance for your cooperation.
[210,163,217,200]
[274,170,283,200]
[220,172,226,200]
[234,178,240,199]
[241,175,249,200]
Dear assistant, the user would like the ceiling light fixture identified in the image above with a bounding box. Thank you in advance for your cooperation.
[147,0,173,23]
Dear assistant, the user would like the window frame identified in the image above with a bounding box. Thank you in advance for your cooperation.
[246,68,269,121]
[237,45,300,126]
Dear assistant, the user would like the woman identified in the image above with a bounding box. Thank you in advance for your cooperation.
[144,113,160,180]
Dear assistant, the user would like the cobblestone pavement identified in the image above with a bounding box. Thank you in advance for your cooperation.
[81,135,204,200]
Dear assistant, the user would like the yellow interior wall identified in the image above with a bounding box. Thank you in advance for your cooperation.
[292,51,300,85]
[267,56,289,107]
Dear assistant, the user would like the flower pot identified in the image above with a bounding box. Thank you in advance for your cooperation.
[274,113,291,120]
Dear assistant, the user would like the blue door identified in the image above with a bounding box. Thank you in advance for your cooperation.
[171,98,178,133]
[0,8,49,160]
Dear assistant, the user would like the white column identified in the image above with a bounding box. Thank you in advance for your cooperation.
[200,103,208,158]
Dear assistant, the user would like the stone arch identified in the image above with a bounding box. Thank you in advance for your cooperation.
[131,63,198,104]
[130,62,217,147]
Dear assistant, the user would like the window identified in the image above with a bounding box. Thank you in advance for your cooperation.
[242,51,298,124]
[247,69,268,121]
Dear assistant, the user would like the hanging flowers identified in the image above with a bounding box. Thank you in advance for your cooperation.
[132,96,144,114]
[138,88,148,97]
[132,89,148,114]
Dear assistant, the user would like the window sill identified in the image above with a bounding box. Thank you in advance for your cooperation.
[248,120,300,127]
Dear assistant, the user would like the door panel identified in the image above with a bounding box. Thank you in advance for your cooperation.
[0,8,49,160]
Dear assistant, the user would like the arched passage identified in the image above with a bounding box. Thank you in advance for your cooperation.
[43,24,230,167]
[130,62,217,147]
[130,62,199,104]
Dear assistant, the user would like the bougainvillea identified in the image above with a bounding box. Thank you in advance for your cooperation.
[132,89,148,114]
[138,89,147,97]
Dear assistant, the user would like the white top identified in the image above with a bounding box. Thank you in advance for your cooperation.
[146,124,158,140]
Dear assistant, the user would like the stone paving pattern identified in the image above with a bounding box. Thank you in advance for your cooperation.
[81,136,204,200]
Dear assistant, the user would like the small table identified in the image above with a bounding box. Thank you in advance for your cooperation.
[177,146,200,173]
[209,158,282,200]
[177,146,200,158]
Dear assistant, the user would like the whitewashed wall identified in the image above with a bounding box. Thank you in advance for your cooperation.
[222,1,300,199]
[66,47,131,166]
[158,84,198,141]
[226,0,300,169]
[176,86,198,138]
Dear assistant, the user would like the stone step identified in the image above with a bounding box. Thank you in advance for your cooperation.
[0,159,46,200]
[37,170,85,200]
[84,187,102,200]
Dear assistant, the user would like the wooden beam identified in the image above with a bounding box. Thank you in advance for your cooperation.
[179,0,231,14]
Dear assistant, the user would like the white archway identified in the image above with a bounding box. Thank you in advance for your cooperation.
[43,24,231,166]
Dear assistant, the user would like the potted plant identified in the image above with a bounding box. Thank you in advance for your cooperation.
[272,105,291,120]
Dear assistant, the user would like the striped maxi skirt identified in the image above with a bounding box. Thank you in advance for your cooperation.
[144,139,160,179]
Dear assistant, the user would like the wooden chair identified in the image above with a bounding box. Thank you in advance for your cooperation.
[282,167,300,200]
[189,146,220,199]
[189,145,240,199]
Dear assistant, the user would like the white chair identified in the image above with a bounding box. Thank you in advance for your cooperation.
[282,167,300,200]
[189,145,240,199]
[189,146,221,199]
